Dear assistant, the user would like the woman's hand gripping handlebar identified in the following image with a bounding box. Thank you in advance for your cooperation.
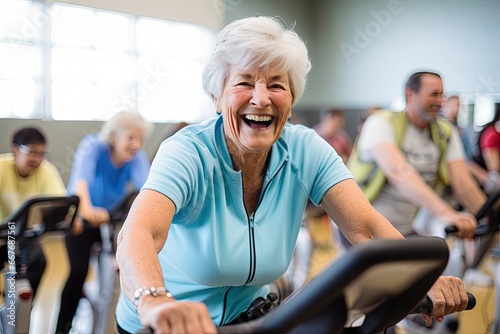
[411,292,476,314]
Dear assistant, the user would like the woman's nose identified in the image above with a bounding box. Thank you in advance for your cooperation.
[130,137,142,149]
[250,83,271,108]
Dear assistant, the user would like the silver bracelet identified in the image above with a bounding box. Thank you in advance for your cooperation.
[133,286,172,308]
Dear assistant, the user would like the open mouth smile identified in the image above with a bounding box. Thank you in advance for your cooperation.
[242,114,274,129]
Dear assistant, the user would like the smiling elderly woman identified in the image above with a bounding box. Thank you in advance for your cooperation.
[115,16,470,334]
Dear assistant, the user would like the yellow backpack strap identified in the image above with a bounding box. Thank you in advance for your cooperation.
[347,110,407,202]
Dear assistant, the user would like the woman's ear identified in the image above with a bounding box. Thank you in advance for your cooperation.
[213,95,223,115]
[109,132,117,148]
[212,94,220,111]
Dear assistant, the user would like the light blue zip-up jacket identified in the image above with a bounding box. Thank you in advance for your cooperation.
[116,116,352,331]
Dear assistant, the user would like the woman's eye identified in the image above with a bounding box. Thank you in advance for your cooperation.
[270,84,285,90]
[236,82,252,87]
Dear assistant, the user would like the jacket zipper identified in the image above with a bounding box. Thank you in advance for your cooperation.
[243,161,287,285]
[244,214,256,284]
[219,287,232,326]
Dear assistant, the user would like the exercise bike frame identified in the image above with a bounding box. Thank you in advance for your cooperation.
[72,190,139,334]
[0,195,79,334]
[462,189,500,334]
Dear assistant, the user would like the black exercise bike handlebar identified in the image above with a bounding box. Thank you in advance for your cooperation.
[0,195,80,239]
[410,292,475,314]
[134,292,476,334]
[445,189,500,236]
[132,237,476,334]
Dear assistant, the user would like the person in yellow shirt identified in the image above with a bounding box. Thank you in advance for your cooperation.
[0,126,66,297]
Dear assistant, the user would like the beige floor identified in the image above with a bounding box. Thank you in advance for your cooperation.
[31,233,71,334]
[20,232,97,334]
[14,218,500,333]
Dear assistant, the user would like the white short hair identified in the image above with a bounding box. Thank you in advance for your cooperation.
[100,111,154,144]
[202,16,311,105]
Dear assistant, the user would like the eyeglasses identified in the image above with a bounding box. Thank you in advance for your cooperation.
[17,144,48,159]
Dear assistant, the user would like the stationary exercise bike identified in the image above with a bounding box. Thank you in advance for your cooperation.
[403,189,500,334]
[71,191,139,334]
[452,189,500,334]
[0,195,79,334]
[135,236,476,334]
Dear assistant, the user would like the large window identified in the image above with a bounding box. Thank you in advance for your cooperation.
[0,1,45,119]
[135,17,216,123]
[0,0,217,123]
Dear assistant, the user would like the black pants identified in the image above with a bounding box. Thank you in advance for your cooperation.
[55,226,101,333]
[0,238,46,298]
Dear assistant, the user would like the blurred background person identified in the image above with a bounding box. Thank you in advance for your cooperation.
[55,111,153,334]
[441,95,489,190]
[0,126,66,298]
[347,72,484,238]
[441,95,474,159]
[473,103,500,194]
[346,71,487,332]
[314,108,353,163]
[309,108,354,263]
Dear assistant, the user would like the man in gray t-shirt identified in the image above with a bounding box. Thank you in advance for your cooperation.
[346,71,489,333]
[358,109,465,235]
[351,71,485,237]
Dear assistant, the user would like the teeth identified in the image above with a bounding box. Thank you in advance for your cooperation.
[245,115,272,122]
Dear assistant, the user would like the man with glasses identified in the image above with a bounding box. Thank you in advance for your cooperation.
[0,126,66,297]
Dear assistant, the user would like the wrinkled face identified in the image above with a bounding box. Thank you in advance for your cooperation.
[13,143,47,177]
[407,74,444,123]
[112,127,144,164]
[214,65,293,154]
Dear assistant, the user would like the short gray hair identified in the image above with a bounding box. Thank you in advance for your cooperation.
[100,111,154,144]
[202,16,311,105]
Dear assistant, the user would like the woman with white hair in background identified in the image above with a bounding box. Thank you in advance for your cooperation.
[55,111,153,334]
